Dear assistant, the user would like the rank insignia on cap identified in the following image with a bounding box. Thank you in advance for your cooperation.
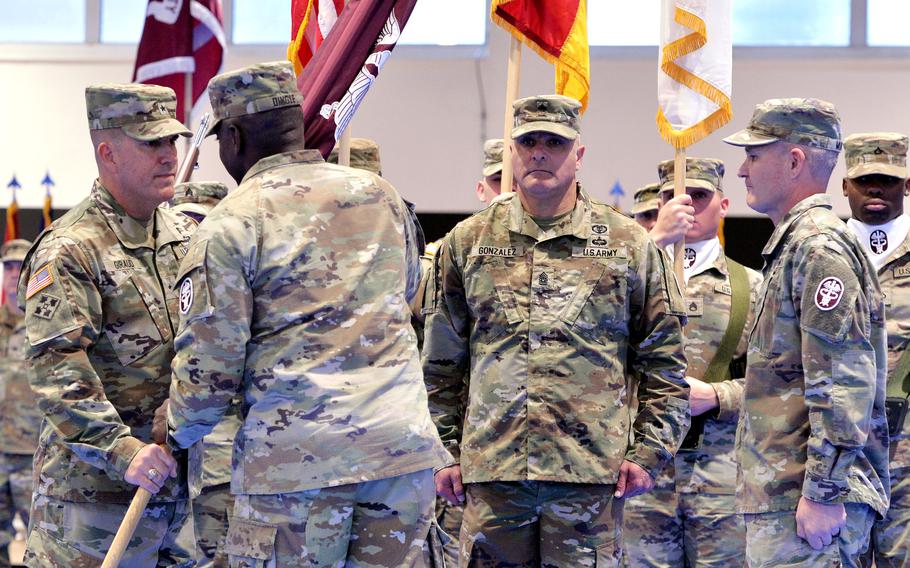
[33,294,61,320]
[874,147,885,155]
[814,276,844,311]
[26,263,54,300]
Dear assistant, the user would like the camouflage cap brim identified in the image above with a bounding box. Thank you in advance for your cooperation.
[512,121,579,141]
[722,128,779,147]
[632,198,660,215]
[846,162,908,180]
[172,202,210,218]
[659,178,718,194]
[205,117,222,138]
[122,117,192,141]
[482,162,504,177]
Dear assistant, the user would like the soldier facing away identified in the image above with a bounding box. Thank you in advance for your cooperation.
[19,83,196,566]
[166,61,451,567]
[725,98,890,567]
[840,132,910,568]
[0,239,40,568]
[423,94,690,567]
[623,158,761,567]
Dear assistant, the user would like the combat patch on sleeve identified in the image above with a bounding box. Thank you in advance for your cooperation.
[32,294,61,320]
[25,263,54,300]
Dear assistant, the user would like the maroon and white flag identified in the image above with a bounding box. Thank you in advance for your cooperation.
[132,0,225,124]
[296,0,418,157]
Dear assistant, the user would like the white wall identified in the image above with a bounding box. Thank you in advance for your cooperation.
[2,33,910,218]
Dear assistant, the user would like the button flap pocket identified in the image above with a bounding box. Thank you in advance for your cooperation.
[224,517,277,561]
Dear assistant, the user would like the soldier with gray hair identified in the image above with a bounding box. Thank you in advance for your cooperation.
[424,94,689,566]
[726,98,890,567]
[840,132,910,567]
[166,61,450,567]
[18,83,196,565]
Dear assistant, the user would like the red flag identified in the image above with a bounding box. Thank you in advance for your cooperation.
[492,0,590,110]
[293,0,418,157]
[132,0,225,124]
[288,0,347,75]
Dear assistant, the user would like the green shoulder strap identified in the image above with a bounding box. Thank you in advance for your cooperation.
[703,258,750,383]
[887,341,910,398]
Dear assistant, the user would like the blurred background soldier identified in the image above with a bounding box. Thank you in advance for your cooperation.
[424,94,689,567]
[726,99,889,568]
[167,61,450,567]
[19,83,195,565]
[840,132,910,568]
[171,180,228,224]
[631,182,661,231]
[623,158,761,567]
[0,239,39,567]
[475,138,507,205]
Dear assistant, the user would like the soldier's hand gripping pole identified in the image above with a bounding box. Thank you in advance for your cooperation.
[176,112,211,184]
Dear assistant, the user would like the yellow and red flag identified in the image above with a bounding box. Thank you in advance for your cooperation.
[657,0,732,148]
[288,0,347,75]
[491,0,590,110]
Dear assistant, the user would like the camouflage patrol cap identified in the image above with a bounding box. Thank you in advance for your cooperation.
[206,61,303,135]
[0,239,31,263]
[658,157,725,195]
[512,95,581,140]
[172,181,229,206]
[844,132,908,179]
[482,139,504,177]
[631,183,661,215]
[85,84,191,141]
[723,98,842,152]
[328,138,382,175]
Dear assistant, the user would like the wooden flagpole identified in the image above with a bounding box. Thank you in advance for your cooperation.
[339,125,352,167]
[500,36,522,193]
[673,147,686,286]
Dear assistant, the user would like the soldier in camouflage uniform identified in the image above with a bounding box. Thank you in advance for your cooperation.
[623,159,761,567]
[171,181,229,224]
[423,94,690,567]
[631,183,661,231]
[327,137,382,175]
[475,139,510,204]
[166,61,451,568]
[18,84,196,566]
[724,99,890,567]
[0,239,39,567]
[839,133,910,568]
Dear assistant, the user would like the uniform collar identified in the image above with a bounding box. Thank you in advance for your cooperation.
[761,193,832,262]
[92,180,190,250]
[506,183,592,241]
[241,150,325,185]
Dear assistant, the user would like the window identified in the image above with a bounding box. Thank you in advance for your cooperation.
[0,0,86,43]
[867,0,910,46]
[100,0,148,44]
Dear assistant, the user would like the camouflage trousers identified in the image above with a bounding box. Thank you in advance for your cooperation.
[622,490,744,567]
[24,494,193,567]
[862,467,910,568]
[0,453,33,548]
[429,497,462,568]
[225,468,435,567]
[194,483,233,568]
[743,502,874,568]
[460,480,623,568]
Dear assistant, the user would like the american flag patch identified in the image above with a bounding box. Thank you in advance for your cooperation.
[26,263,54,300]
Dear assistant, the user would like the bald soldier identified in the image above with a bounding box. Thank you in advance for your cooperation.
[423,94,689,566]
[839,133,910,568]
[0,239,40,568]
[167,61,450,567]
[623,159,761,567]
[632,183,661,231]
[726,99,889,567]
[19,84,196,565]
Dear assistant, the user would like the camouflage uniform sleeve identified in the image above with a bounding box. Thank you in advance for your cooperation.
[380,180,422,304]
[713,268,763,422]
[21,238,145,480]
[421,234,469,464]
[626,240,690,478]
[168,210,256,450]
[794,238,877,504]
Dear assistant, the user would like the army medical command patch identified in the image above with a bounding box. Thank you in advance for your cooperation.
[814,276,845,311]
[26,264,54,300]
[179,278,193,315]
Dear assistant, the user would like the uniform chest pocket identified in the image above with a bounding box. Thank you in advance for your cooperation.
[749,266,798,360]
[102,275,167,366]
[465,255,522,343]
[561,258,628,345]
